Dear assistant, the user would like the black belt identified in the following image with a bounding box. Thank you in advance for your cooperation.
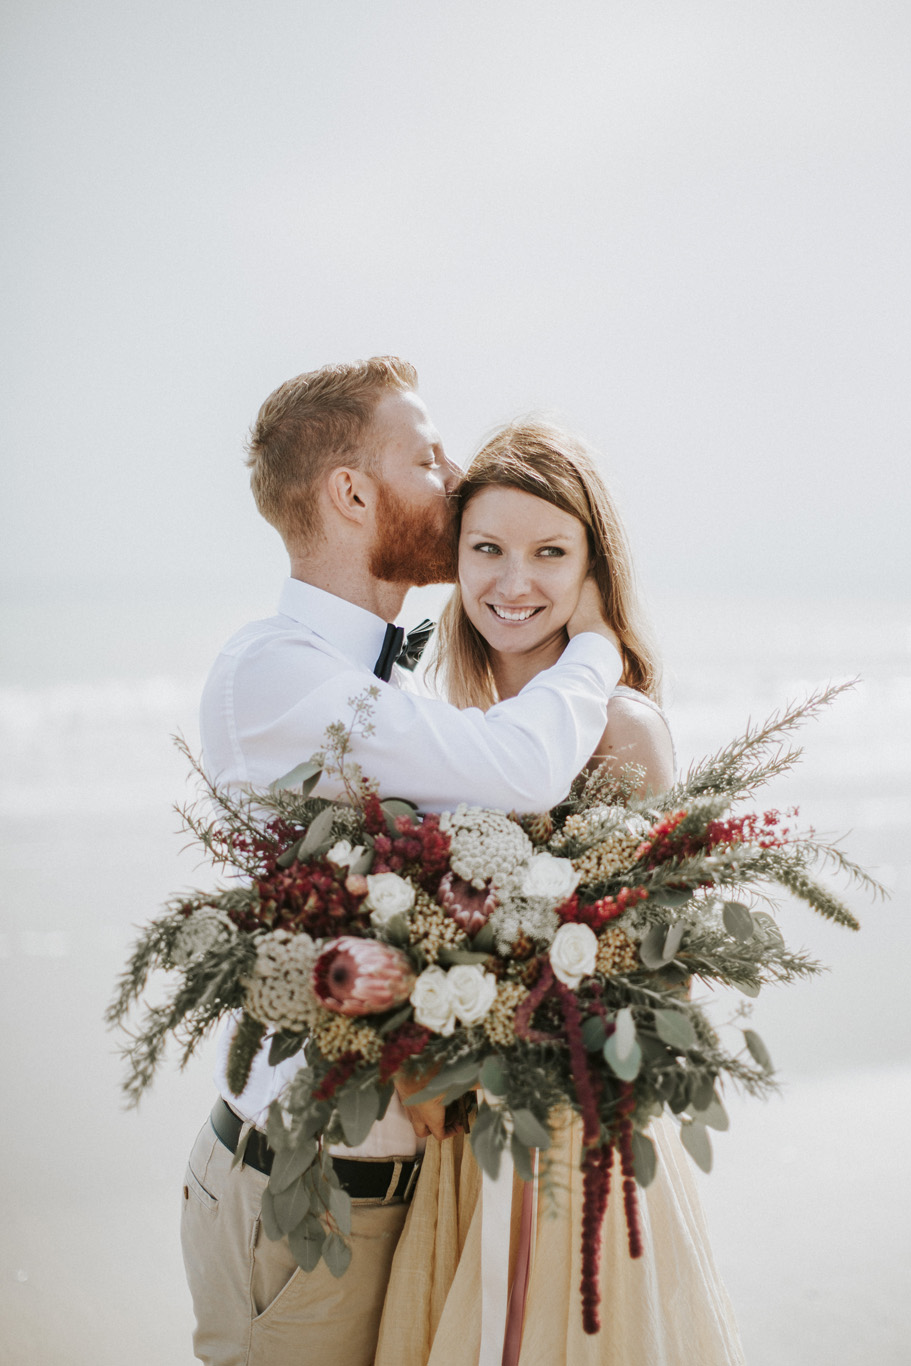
[209,1098,421,1202]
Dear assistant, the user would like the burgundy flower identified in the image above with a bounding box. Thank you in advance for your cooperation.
[312,936,416,1016]
[437,871,497,937]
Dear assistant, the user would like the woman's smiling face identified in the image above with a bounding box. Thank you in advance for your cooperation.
[458,485,591,656]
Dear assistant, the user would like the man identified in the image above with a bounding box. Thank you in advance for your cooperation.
[181,356,622,1366]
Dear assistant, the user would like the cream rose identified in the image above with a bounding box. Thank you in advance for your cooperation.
[410,965,457,1036]
[549,922,598,987]
[447,964,498,1026]
[327,839,367,869]
[521,852,580,902]
[365,872,416,927]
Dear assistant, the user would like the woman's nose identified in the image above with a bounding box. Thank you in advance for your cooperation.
[495,558,532,598]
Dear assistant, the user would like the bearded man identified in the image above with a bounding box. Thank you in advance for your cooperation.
[182,356,622,1366]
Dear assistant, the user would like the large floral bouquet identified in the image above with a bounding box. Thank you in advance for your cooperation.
[109,682,878,1333]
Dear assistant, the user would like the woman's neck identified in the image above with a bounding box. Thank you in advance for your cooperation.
[489,631,568,700]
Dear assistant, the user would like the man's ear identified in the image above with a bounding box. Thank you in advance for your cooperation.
[325,466,374,525]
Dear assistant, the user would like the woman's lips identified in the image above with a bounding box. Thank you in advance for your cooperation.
[487,604,545,622]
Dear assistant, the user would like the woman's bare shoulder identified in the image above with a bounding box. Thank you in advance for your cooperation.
[589,692,675,792]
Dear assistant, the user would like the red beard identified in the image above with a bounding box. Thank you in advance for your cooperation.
[368,481,458,586]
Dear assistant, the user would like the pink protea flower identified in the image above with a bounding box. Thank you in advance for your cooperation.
[437,871,498,937]
[312,936,416,1016]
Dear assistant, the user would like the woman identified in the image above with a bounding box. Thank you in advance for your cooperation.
[376,420,744,1366]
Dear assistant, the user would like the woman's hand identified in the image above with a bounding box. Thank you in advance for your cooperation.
[393,1069,470,1141]
[567,576,621,653]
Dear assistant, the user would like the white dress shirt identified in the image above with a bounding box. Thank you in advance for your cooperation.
[202,578,622,1154]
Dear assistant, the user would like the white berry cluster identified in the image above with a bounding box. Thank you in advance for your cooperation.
[243,929,321,1032]
[169,907,236,967]
[439,805,533,891]
[490,901,560,954]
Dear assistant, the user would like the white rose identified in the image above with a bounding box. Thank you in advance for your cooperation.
[520,852,580,902]
[327,839,366,868]
[410,966,457,1036]
[447,964,498,1026]
[365,872,416,927]
[549,922,598,988]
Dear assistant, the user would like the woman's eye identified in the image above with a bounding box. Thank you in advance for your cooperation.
[472,542,501,555]
[538,546,565,558]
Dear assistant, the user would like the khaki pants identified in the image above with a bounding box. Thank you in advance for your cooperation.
[181,1120,409,1366]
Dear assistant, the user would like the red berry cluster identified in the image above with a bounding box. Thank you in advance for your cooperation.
[704,808,794,852]
[255,858,370,938]
[580,1142,614,1334]
[557,981,602,1147]
[561,887,649,930]
[616,1083,643,1259]
[364,796,452,893]
[378,1021,433,1082]
[312,1051,361,1101]
[212,817,299,870]
[635,810,688,865]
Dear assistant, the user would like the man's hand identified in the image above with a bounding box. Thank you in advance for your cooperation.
[393,1068,470,1142]
[567,576,621,652]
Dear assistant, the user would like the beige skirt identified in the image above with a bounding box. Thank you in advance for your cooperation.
[375,1112,745,1366]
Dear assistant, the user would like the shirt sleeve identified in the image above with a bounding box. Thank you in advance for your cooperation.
[220,632,622,812]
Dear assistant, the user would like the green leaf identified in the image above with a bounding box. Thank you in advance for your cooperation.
[374,1081,395,1123]
[327,1184,352,1236]
[259,1186,284,1243]
[265,1102,288,1149]
[613,1007,637,1062]
[581,1016,606,1053]
[631,1130,657,1187]
[654,1009,697,1052]
[471,921,496,953]
[276,837,306,869]
[663,921,685,960]
[382,799,419,833]
[470,1106,506,1179]
[270,759,324,795]
[603,1031,642,1081]
[437,947,494,967]
[680,1119,713,1173]
[300,806,338,857]
[270,1138,318,1193]
[638,924,669,970]
[723,901,754,942]
[687,1071,715,1114]
[736,978,761,999]
[510,1135,535,1183]
[336,1083,381,1147]
[288,1216,326,1272]
[322,1231,353,1279]
[377,1004,413,1036]
[379,913,411,947]
[752,911,784,945]
[744,1028,774,1073]
[348,846,375,875]
[272,1175,313,1234]
[268,1031,307,1067]
[690,1095,730,1132]
[511,1109,551,1150]
[479,1056,507,1096]
[404,1057,481,1105]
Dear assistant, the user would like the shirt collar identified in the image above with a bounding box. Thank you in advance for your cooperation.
[277,578,390,673]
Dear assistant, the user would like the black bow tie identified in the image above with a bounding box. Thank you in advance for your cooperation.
[373,619,435,682]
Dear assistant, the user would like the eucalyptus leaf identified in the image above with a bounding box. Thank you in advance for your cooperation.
[374,1081,395,1124]
[723,901,755,943]
[272,1175,313,1234]
[348,846,375,875]
[299,806,338,856]
[270,1137,318,1194]
[631,1129,657,1187]
[603,1031,642,1081]
[259,1186,284,1243]
[581,1016,607,1052]
[510,1135,535,1183]
[680,1120,713,1173]
[690,1096,730,1132]
[638,924,669,971]
[288,1217,326,1272]
[687,1072,715,1114]
[736,978,761,999]
[654,1009,697,1052]
[270,759,323,795]
[613,1007,637,1062]
[471,921,496,953]
[404,1058,481,1105]
[265,1103,288,1149]
[647,888,691,909]
[437,947,495,967]
[275,837,305,869]
[479,1056,507,1096]
[511,1109,551,1150]
[752,911,785,945]
[744,1028,774,1073]
[470,1108,506,1179]
[377,1004,413,1036]
[663,921,685,961]
[322,1232,353,1279]
[382,799,419,832]
[328,1184,352,1236]
[379,914,411,947]
[268,1031,307,1067]
[337,1083,381,1147]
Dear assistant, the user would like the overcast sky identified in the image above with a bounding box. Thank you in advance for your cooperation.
[2,0,909,617]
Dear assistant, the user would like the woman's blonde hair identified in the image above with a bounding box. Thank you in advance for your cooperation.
[434,419,661,710]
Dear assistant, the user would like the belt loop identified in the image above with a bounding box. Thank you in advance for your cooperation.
[382,1160,403,1205]
[236,1120,254,1170]
[402,1156,421,1203]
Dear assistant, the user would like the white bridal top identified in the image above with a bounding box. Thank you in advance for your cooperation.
[201,577,622,1154]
